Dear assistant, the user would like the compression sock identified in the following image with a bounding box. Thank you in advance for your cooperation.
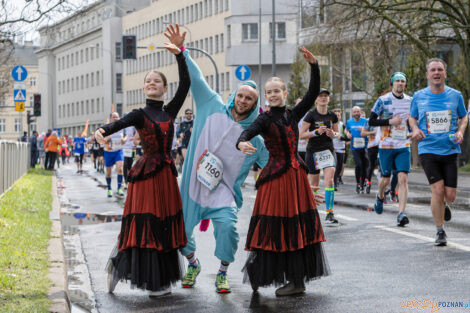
[186,253,198,266]
[325,187,335,213]
[218,261,229,274]
[117,174,123,190]
[106,177,111,190]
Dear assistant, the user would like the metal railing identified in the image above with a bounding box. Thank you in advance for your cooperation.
[0,141,30,197]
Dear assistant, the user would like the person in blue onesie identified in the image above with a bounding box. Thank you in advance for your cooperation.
[164,25,269,293]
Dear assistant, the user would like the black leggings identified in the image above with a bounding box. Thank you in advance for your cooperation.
[334,152,345,183]
[367,146,379,182]
[352,149,369,185]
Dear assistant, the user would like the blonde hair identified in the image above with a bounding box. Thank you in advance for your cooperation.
[265,77,286,91]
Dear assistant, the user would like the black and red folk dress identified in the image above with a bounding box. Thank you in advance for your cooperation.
[100,52,189,292]
[236,62,330,288]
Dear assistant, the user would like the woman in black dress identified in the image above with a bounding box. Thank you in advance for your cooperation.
[237,47,329,296]
[95,26,189,296]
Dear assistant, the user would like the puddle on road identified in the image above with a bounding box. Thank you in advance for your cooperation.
[58,172,123,313]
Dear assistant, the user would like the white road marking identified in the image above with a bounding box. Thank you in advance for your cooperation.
[374,225,470,252]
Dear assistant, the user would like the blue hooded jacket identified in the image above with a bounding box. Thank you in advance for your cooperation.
[180,50,268,222]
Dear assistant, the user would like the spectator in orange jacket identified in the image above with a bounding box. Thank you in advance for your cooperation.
[44,131,62,170]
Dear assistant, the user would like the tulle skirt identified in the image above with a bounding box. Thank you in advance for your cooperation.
[107,164,187,291]
[243,167,330,288]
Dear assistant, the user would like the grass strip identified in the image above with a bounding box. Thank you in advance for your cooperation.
[0,168,53,312]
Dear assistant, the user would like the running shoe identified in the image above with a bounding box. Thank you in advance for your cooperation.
[391,192,398,203]
[148,286,172,297]
[435,230,447,246]
[366,184,371,194]
[215,272,231,293]
[374,195,384,214]
[356,185,361,194]
[360,185,365,194]
[325,212,339,224]
[397,212,409,227]
[444,204,452,222]
[275,281,305,296]
[117,189,124,197]
[182,261,201,288]
[107,190,113,198]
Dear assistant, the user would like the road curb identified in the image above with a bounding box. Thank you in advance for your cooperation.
[48,174,71,313]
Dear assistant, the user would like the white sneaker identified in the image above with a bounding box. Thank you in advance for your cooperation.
[148,286,172,297]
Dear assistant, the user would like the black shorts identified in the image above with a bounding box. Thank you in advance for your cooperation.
[97,148,104,157]
[253,162,261,171]
[92,150,99,159]
[305,149,336,175]
[419,153,458,188]
[136,147,143,156]
[75,154,84,164]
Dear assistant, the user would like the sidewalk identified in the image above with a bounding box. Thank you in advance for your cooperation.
[339,167,470,209]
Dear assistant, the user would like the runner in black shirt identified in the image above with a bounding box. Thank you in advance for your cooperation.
[300,88,339,224]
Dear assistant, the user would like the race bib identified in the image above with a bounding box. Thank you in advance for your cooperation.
[426,110,451,134]
[390,123,408,140]
[111,138,123,150]
[353,137,365,149]
[196,150,224,191]
[314,150,335,170]
[123,149,133,158]
[74,152,80,157]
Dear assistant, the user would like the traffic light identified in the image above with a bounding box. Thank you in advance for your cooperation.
[33,93,41,116]
[122,35,136,60]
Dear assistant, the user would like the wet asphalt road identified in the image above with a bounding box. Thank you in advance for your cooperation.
[57,162,470,313]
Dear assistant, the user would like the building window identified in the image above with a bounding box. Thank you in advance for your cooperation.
[91,73,94,87]
[96,71,100,86]
[227,25,231,48]
[0,96,4,106]
[86,100,89,114]
[116,73,122,93]
[30,77,36,87]
[115,42,122,61]
[0,119,5,132]
[96,44,100,58]
[269,22,286,41]
[225,71,230,90]
[90,47,94,60]
[91,99,95,114]
[15,118,21,132]
[96,98,100,112]
[76,101,79,115]
[242,23,258,41]
[86,74,89,88]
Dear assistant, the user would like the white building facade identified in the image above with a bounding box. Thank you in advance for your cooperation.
[35,0,149,136]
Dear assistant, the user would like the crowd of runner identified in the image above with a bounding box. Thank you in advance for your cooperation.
[37,23,467,298]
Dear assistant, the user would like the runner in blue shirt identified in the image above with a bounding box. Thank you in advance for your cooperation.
[73,134,87,173]
[409,58,468,246]
[345,106,369,193]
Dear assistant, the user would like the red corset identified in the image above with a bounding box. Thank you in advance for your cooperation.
[128,115,177,182]
[256,121,307,188]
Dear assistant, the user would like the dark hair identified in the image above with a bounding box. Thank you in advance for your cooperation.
[144,70,168,87]
[185,109,193,114]
[426,58,447,71]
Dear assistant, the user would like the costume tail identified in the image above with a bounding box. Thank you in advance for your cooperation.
[199,219,210,232]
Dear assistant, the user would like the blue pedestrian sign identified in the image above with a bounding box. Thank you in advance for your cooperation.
[11,65,28,82]
[14,89,26,102]
[235,65,251,81]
